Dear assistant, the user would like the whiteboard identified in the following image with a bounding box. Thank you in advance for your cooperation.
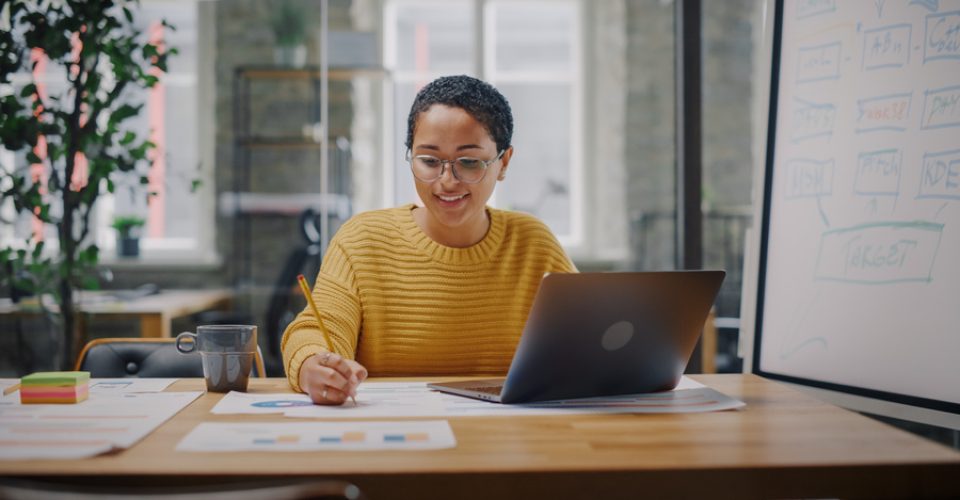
[755,0,960,414]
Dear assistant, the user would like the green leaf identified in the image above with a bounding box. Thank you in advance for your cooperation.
[191,179,202,193]
[20,84,37,98]
[109,104,142,125]
[119,131,136,145]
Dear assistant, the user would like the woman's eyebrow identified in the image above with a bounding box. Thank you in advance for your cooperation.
[415,144,484,152]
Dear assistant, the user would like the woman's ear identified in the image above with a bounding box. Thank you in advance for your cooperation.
[497,146,513,181]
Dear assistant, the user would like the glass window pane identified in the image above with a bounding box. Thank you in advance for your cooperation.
[393,2,474,73]
[392,82,420,205]
[495,84,571,236]
[702,0,759,326]
[109,1,200,249]
[624,0,676,272]
[492,1,576,74]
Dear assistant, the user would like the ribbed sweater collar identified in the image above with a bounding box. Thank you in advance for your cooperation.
[395,203,505,265]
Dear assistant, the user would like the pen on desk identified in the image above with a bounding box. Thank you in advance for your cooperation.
[3,383,20,396]
[297,274,358,405]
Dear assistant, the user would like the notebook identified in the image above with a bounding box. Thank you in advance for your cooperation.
[427,270,726,404]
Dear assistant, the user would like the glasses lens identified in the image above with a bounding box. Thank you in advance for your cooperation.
[411,156,442,181]
[455,158,486,183]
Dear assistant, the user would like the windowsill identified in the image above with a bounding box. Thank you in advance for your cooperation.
[98,252,224,271]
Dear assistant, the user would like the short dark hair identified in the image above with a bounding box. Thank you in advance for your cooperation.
[405,75,513,153]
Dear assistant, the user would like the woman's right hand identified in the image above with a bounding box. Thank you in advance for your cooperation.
[298,351,369,405]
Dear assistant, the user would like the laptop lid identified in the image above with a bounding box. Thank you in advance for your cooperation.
[430,270,725,404]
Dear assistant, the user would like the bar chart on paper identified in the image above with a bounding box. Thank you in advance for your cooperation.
[176,420,456,451]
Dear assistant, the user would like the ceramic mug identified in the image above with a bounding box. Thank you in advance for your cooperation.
[176,325,257,392]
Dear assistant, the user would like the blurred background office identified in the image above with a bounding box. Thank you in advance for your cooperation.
[0,0,764,377]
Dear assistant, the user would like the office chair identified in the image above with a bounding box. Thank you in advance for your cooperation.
[74,338,267,379]
[0,478,366,500]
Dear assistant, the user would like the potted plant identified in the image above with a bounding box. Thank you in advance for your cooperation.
[0,1,175,369]
[111,215,146,258]
[271,1,308,67]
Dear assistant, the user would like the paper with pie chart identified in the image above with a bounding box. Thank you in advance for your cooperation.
[209,391,316,414]
[211,379,744,418]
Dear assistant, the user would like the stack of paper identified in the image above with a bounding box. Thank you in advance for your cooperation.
[20,372,90,404]
[0,390,201,460]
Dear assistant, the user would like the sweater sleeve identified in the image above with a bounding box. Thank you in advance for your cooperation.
[281,238,362,393]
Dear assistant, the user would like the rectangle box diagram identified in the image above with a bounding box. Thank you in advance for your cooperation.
[855,149,902,196]
[791,97,836,142]
[796,42,842,83]
[796,0,836,20]
[862,24,912,70]
[856,92,913,133]
[785,158,834,199]
[918,149,960,200]
[815,221,944,284]
[920,85,960,130]
[924,10,960,63]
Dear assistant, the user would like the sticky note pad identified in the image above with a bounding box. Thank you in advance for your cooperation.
[20,371,90,404]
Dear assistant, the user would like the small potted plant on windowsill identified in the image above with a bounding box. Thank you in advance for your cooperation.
[271,1,308,67]
[112,216,146,258]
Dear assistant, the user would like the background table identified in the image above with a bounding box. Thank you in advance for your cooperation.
[1,374,958,499]
[0,288,233,339]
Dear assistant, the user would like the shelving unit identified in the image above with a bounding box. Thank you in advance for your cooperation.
[229,65,379,290]
[228,65,383,373]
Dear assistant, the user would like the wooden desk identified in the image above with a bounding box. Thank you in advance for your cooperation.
[1,375,958,499]
[0,289,233,338]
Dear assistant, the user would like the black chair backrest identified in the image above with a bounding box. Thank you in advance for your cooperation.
[76,339,205,378]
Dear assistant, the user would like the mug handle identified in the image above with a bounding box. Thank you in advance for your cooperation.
[175,332,198,354]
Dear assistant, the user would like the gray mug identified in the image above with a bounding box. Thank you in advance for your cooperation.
[176,325,257,392]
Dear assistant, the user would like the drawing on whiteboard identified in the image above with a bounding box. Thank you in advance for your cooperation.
[797,42,843,83]
[796,0,837,20]
[923,11,960,63]
[778,287,828,360]
[918,149,960,199]
[855,149,902,197]
[875,0,887,18]
[920,85,960,129]
[791,97,836,142]
[814,221,944,284]
[785,158,835,199]
[855,92,914,132]
[910,0,940,14]
[862,24,912,69]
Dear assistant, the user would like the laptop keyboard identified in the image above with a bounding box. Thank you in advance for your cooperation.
[465,385,503,395]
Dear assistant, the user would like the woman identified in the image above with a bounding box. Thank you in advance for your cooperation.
[282,75,576,405]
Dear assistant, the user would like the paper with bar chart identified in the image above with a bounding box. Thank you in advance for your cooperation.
[176,420,456,451]
[0,391,201,460]
[212,378,744,419]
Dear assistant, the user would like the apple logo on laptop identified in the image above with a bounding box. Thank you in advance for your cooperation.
[601,320,635,351]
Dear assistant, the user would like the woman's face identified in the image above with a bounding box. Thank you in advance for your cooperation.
[410,104,512,244]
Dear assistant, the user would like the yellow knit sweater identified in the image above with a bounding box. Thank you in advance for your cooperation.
[281,204,576,392]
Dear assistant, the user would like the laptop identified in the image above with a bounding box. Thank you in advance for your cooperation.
[427,270,726,404]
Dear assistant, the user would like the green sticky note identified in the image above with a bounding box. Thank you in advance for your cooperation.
[21,371,91,387]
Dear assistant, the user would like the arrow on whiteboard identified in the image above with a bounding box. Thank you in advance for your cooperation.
[935,202,948,220]
[816,196,830,227]
[909,0,939,13]
[874,0,886,17]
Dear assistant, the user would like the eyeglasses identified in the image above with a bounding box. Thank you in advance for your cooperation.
[406,150,505,184]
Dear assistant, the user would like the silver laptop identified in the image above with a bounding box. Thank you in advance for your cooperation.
[427,270,726,404]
